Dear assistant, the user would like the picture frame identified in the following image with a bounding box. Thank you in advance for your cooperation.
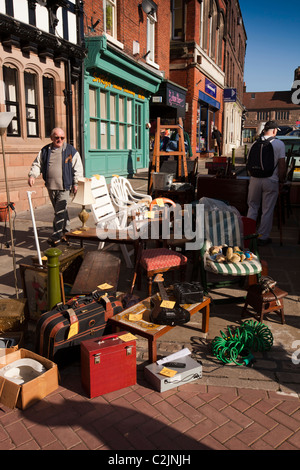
[19,264,65,321]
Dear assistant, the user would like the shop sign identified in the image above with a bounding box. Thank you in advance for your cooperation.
[205,78,217,98]
[224,88,237,102]
[92,74,145,100]
[167,88,185,109]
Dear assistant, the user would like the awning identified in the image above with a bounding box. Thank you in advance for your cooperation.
[85,36,162,95]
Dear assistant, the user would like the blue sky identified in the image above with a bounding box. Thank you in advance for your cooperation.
[239,0,300,92]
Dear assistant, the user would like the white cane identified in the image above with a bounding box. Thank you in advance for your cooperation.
[27,191,43,266]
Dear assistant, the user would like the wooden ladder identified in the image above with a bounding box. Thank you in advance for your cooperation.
[149,117,188,193]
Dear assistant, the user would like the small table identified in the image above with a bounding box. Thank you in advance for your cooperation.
[109,295,211,363]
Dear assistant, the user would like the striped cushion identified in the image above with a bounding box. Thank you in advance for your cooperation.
[204,252,262,276]
[141,248,187,271]
[203,210,262,276]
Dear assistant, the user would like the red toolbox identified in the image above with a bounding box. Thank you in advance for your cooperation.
[80,332,136,398]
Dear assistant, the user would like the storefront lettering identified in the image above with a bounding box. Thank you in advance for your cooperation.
[92,74,144,100]
[168,90,184,108]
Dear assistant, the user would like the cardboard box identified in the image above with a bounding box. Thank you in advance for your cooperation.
[0,331,24,355]
[0,349,59,409]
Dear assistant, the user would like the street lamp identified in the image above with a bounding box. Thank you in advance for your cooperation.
[0,112,19,298]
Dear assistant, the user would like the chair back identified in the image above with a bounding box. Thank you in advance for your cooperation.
[90,175,117,223]
[204,210,243,248]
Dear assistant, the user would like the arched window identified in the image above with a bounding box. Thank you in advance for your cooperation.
[43,75,55,138]
[24,70,39,137]
[3,65,20,136]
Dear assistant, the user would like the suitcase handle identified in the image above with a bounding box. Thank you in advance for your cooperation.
[97,334,119,344]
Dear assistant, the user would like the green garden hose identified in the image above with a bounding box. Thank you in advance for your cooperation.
[211,320,273,365]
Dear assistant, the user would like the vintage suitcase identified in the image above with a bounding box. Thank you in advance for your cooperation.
[81,331,136,398]
[35,292,123,360]
[144,355,202,393]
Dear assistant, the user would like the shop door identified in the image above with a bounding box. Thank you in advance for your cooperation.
[135,102,146,168]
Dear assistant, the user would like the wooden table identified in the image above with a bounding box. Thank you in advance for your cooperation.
[109,295,211,363]
[71,251,121,295]
[65,227,140,265]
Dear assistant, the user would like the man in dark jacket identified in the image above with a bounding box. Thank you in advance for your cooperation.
[212,126,222,156]
[28,128,83,246]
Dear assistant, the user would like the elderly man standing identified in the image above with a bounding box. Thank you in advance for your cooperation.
[28,128,83,246]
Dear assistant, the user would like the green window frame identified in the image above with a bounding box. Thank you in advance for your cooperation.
[89,85,135,151]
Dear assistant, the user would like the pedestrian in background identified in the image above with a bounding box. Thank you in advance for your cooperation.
[212,126,222,156]
[28,128,83,246]
[247,120,286,246]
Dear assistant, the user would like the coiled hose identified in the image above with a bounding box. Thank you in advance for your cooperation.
[211,320,273,365]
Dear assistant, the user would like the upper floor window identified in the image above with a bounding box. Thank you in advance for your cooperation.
[104,0,117,39]
[209,0,218,60]
[147,11,157,66]
[172,0,184,40]
[3,65,20,136]
[200,0,209,53]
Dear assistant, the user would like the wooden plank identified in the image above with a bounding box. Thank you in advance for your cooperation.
[71,251,121,295]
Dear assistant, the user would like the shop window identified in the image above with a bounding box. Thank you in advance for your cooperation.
[24,71,39,137]
[172,0,184,40]
[3,65,20,136]
[90,86,136,151]
[43,76,55,138]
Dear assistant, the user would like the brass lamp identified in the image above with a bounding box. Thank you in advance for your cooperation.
[72,177,96,230]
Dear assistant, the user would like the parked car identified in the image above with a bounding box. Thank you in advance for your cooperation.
[276,126,293,136]
[275,137,300,181]
[286,129,300,137]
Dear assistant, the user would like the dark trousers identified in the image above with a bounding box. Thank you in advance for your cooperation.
[48,189,70,241]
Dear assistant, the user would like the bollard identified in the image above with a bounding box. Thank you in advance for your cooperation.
[232,148,235,167]
[45,247,62,310]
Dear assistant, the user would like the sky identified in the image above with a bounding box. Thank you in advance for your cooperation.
[239,0,300,92]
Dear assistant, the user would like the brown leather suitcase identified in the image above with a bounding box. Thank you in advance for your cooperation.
[35,292,122,360]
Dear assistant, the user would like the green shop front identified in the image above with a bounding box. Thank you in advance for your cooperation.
[84,36,162,179]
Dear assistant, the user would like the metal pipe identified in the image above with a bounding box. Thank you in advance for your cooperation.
[27,191,42,266]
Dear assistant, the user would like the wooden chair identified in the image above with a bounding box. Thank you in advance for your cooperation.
[130,244,187,297]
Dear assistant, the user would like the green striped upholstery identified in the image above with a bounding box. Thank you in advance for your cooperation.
[203,210,262,277]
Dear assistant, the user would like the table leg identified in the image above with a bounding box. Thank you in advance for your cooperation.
[149,337,157,363]
[202,304,210,333]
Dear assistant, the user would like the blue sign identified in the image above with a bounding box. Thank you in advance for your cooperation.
[224,88,237,102]
[205,78,217,98]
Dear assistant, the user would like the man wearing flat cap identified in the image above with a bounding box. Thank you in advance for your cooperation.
[247,120,286,246]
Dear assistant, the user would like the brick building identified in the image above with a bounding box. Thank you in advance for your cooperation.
[0,0,85,212]
[222,0,247,154]
[83,0,187,179]
[168,0,246,158]
[243,67,300,142]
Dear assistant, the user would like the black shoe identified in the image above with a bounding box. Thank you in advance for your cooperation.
[257,238,272,246]
[46,237,60,247]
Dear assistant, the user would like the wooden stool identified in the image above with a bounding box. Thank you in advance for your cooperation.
[242,284,288,324]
